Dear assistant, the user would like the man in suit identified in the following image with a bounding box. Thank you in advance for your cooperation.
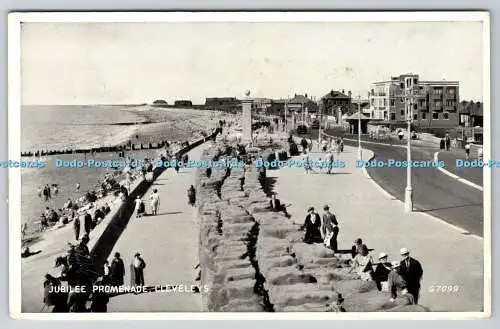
[300,207,323,244]
[269,193,290,218]
[399,247,423,304]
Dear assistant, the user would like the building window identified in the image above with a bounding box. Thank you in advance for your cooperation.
[400,110,404,116]
[432,112,439,120]
[435,101,442,107]
[434,88,443,95]
[390,99,395,106]
[413,78,418,84]
[422,113,426,119]
[446,100,455,106]
[413,103,418,110]
[447,88,456,94]
[443,112,449,120]
[413,114,418,120]
[400,83,404,89]
[391,113,396,121]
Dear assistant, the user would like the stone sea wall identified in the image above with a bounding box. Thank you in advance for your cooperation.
[196,141,427,312]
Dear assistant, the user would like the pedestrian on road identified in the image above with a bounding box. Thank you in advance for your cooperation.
[300,207,323,244]
[340,137,344,152]
[397,130,404,143]
[445,134,451,151]
[84,211,92,235]
[150,189,160,215]
[439,138,445,151]
[73,215,81,241]
[133,253,146,287]
[399,248,423,304]
[322,205,339,252]
[465,142,471,160]
[110,252,125,287]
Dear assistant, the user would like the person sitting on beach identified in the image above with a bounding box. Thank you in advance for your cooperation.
[40,213,49,231]
[64,198,73,209]
[348,244,374,281]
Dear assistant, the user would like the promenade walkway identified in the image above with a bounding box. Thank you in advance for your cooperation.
[106,142,212,312]
[267,145,484,312]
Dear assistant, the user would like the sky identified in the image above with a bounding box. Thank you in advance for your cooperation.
[20,21,485,105]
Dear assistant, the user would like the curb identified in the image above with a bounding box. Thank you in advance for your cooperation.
[433,152,484,192]
[360,147,482,241]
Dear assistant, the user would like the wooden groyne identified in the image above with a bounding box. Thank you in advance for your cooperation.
[20,139,208,157]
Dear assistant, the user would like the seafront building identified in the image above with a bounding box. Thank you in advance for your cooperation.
[368,73,460,128]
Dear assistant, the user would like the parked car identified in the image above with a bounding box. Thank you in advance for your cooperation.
[297,125,308,134]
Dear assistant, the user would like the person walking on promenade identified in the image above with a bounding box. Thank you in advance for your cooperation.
[308,138,313,153]
[440,138,445,151]
[300,207,323,244]
[135,196,145,218]
[399,248,423,304]
[322,205,339,252]
[445,134,451,151]
[304,153,312,174]
[340,137,344,152]
[150,189,160,214]
[133,253,146,287]
[373,252,392,291]
[465,141,471,160]
[73,215,81,241]
[326,151,335,175]
[110,252,125,287]
[84,211,92,235]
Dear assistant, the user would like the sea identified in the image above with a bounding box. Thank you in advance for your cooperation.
[19,105,213,235]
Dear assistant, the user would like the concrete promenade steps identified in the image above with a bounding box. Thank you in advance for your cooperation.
[196,141,426,312]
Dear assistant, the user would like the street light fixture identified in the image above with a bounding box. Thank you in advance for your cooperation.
[403,86,417,213]
[357,95,362,160]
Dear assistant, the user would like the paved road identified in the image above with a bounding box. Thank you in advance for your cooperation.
[437,150,483,187]
[360,142,483,237]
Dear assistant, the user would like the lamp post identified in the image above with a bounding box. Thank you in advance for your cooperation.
[284,96,288,133]
[357,95,362,160]
[403,88,416,213]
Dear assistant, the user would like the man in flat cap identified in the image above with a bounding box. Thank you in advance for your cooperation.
[399,248,423,304]
[373,252,392,291]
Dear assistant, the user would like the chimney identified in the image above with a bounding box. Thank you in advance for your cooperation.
[342,89,345,94]
[348,90,352,98]
[305,93,308,98]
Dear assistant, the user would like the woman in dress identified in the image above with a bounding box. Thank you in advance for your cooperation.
[348,244,374,281]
